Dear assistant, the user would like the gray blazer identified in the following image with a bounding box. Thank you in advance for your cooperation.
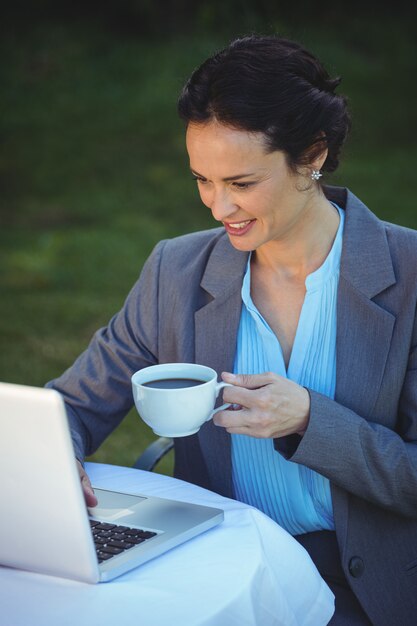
[48,186,417,624]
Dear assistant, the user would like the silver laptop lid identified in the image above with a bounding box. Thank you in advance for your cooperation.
[0,382,100,582]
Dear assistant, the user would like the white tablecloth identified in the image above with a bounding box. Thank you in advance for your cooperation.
[0,463,334,626]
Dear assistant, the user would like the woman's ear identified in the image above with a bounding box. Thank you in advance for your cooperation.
[312,147,328,173]
[308,133,328,171]
[299,135,328,182]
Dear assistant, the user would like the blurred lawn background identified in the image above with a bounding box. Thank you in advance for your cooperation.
[1,2,416,475]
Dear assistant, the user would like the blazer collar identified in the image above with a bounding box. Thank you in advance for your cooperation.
[325,186,396,297]
[199,231,249,299]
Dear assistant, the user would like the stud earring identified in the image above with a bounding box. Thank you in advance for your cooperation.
[311,169,322,181]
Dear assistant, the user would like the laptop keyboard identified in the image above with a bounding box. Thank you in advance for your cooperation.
[89,520,157,563]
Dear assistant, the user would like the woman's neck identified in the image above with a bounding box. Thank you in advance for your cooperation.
[253,196,340,283]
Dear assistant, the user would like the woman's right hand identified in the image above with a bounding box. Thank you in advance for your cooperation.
[76,459,98,508]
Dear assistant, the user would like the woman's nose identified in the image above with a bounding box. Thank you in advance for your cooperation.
[209,188,237,222]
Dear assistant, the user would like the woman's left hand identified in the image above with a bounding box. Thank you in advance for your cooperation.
[215,371,310,438]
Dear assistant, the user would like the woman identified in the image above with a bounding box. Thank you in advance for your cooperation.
[48,36,417,624]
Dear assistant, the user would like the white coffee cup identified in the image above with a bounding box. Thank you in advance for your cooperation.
[131,363,232,437]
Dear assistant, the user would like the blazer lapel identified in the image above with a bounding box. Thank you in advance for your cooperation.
[333,188,396,417]
[194,234,248,498]
[326,187,396,545]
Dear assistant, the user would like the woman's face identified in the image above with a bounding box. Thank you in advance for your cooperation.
[186,121,318,254]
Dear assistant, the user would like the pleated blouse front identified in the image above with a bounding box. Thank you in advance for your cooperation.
[231,206,344,535]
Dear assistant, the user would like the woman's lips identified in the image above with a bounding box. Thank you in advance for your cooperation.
[223,219,256,236]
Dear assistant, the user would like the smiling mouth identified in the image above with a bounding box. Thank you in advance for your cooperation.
[223,219,255,235]
[226,220,252,229]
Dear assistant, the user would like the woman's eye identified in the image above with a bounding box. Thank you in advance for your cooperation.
[192,175,207,184]
[232,181,252,190]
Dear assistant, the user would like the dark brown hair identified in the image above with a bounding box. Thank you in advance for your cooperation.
[178,35,351,175]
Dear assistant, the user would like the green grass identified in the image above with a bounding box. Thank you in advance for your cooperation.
[1,18,416,472]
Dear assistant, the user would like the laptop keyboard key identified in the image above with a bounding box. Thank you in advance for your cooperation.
[111,525,130,532]
[96,530,113,538]
[136,531,157,539]
[101,546,124,555]
[123,536,145,545]
[107,540,128,549]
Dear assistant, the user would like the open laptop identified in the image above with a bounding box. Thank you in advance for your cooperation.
[0,382,224,583]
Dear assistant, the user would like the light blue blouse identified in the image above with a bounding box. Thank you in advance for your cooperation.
[232,206,344,535]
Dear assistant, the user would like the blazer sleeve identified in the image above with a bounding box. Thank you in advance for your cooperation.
[275,319,417,519]
[46,240,167,460]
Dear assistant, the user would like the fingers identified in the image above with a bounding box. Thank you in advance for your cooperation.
[213,406,251,434]
[213,406,277,438]
[215,372,311,438]
[77,460,98,508]
[222,385,262,410]
[222,371,275,389]
[221,371,276,409]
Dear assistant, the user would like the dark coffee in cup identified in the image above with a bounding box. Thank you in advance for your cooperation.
[143,378,205,390]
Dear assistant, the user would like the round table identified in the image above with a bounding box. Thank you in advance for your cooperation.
[0,462,334,625]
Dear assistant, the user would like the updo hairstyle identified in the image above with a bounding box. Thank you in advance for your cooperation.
[178,35,351,176]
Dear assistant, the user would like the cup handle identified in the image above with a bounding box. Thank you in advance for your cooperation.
[206,382,233,422]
